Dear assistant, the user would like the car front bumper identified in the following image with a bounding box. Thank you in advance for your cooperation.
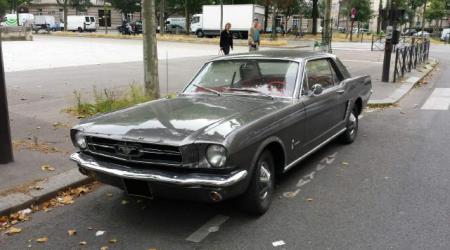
[70,152,249,202]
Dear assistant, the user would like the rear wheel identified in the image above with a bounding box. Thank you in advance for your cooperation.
[239,150,275,215]
[77,27,83,32]
[340,107,359,144]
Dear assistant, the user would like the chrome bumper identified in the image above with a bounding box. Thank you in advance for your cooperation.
[70,153,248,188]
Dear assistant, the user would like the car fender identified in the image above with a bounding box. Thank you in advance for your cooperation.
[248,136,287,178]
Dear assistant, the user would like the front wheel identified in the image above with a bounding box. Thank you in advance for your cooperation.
[340,107,359,144]
[196,30,204,38]
[239,150,275,215]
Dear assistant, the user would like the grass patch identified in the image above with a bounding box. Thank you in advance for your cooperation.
[66,83,154,118]
[50,32,288,46]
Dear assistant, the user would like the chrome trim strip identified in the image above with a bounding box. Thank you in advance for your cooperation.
[283,128,347,172]
[85,150,182,167]
[71,153,248,188]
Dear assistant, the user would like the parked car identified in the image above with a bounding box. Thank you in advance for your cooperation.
[441,28,450,41]
[402,28,417,36]
[413,31,430,38]
[70,50,372,215]
[166,24,185,34]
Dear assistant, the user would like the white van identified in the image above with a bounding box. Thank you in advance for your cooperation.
[441,28,450,41]
[67,15,96,32]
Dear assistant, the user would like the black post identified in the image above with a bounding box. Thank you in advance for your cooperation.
[0,33,14,164]
[381,1,397,82]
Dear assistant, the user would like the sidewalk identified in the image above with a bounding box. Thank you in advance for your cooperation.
[0,39,439,217]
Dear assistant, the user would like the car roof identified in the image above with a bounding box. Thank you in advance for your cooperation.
[210,50,334,62]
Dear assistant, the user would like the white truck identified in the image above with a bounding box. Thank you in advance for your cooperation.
[33,15,57,32]
[67,15,97,32]
[190,4,265,39]
[1,13,34,26]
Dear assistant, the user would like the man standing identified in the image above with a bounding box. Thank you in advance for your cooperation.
[248,19,260,51]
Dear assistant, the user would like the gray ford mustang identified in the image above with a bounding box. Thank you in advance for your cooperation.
[70,50,372,215]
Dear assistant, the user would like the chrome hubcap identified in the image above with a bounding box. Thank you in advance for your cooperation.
[259,162,272,200]
[348,113,357,136]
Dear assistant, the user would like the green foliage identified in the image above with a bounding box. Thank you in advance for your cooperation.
[111,0,141,15]
[71,83,155,118]
[425,0,447,22]
[0,0,8,16]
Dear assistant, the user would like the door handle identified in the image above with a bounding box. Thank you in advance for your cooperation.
[336,90,345,94]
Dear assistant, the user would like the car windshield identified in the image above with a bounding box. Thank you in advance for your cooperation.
[184,60,299,98]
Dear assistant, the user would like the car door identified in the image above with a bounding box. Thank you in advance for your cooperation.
[300,58,345,150]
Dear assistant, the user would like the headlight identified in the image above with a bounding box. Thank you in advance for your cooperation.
[75,132,87,149]
[206,145,227,168]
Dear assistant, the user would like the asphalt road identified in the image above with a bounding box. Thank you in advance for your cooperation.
[2,45,449,249]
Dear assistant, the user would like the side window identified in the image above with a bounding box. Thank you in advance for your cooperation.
[90,17,95,22]
[301,72,309,96]
[85,17,90,22]
[305,59,334,89]
[329,61,341,84]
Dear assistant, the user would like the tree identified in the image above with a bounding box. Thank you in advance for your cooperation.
[425,0,447,29]
[143,0,160,98]
[312,0,319,35]
[0,0,8,16]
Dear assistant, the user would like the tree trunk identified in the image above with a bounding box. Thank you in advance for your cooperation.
[264,5,269,32]
[312,0,319,35]
[323,0,331,51]
[184,0,190,35]
[159,0,165,36]
[143,0,160,99]
[271,6,277,40]
[64,3,68,31]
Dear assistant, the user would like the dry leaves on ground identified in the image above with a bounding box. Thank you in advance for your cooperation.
[109,238,118,244]
[41,164,55,172]
[68,229,77,236]
[79,241,87,245]
[13,139,61,154]
[6,227,22,235]
[36,237,48,243]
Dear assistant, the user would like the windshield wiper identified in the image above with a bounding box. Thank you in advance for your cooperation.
[226,87,273,99]
[193,84,221,96]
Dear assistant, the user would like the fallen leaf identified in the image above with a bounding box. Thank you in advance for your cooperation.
[88,227,93,230]
[341,161,349,166]
[27,244,32,248]
[79,241,87,245]
[95,230,105,236]
[68,229,77,236]
[121,200,128,205]
[58,195,74,205]
[101,247,109,250]
[6,227,22,235]
[109,238,118,244]
[306,198,314,202]
[272,240,286,247]
[36,237,48,243]
[106,193,113,197]
[41,164,55,171]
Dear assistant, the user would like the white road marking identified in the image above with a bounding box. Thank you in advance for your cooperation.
[272,240,286,247]
[186,215,229,243]
[421,88,450,110]
[284,152,338,198]
[341,59,383,64]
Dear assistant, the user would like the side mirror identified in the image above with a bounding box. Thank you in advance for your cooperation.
[310,84,323,96]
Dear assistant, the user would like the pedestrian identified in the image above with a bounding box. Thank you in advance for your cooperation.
[220,23,233,55]
[248,19,260,52]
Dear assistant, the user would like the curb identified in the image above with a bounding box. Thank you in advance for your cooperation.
[368,59,439,107]
[0,168,92,216]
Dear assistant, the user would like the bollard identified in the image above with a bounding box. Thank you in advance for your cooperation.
[0,33,14,164]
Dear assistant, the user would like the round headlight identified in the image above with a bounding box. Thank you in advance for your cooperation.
[75,133,87,149]
[206,145,227,168]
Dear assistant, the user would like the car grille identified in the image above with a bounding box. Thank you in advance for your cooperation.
[85,136,182,166]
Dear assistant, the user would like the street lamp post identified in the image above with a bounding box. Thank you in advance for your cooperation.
[0,33,14,164]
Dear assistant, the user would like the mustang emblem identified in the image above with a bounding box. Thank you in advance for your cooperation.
[115,144,143,157]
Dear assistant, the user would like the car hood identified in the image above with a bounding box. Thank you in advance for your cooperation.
[76,95,292,145]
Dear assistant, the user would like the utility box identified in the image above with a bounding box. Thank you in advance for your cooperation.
[392,30,400,45]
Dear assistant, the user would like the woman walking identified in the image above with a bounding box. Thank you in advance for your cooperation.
[220,23,233,55]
